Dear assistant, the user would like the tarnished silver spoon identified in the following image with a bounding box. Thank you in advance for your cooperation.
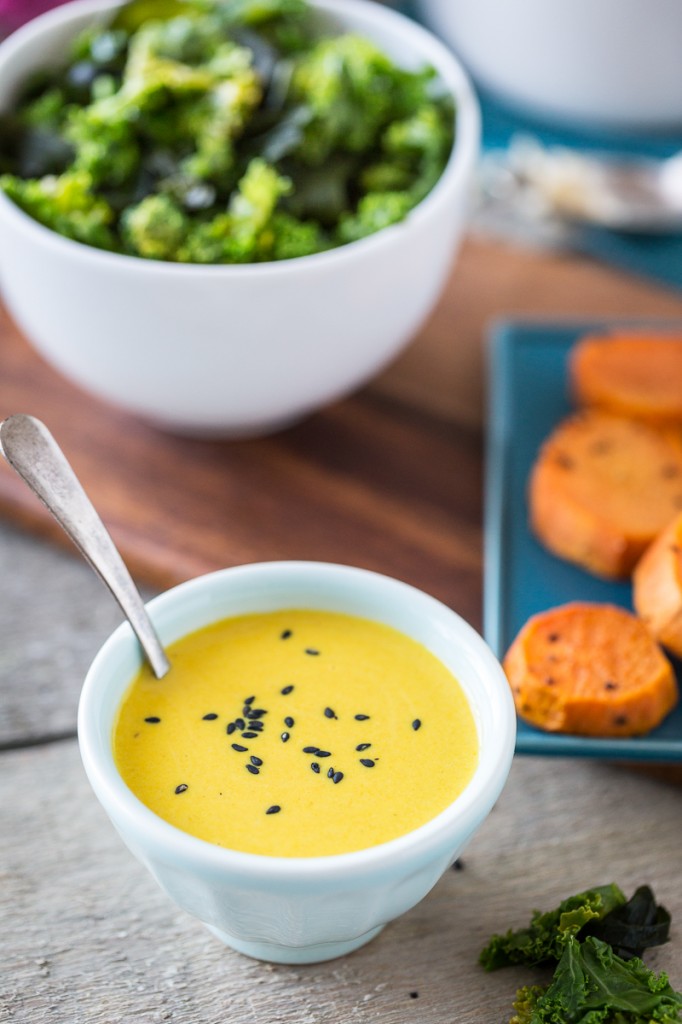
[0,414,170,678]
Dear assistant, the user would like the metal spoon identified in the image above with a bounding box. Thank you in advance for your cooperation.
[479,137,682,234]
[0,414,170,678]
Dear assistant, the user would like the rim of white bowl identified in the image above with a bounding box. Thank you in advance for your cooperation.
[78,561,515,884]
[0,0,480,274]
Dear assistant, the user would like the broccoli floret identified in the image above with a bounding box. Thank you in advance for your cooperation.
[2,0,455,261]
[0,170,116,249]
[121,193,189,259]
[20,88,70,131]
[336,190,413,244]
[215,0,308,27]
[66,113,139,188]
[382,101,454,202]
[267,211,329,260]
[290,34,399,163]
[179,157,290,262]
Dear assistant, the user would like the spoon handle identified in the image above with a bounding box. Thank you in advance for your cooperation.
[0,414,170,679]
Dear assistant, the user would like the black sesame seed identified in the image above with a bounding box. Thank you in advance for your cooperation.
[250,756,263,767]
[332,771,344,784]
[235,718,245,730]
[226,722,236,735]
[311,763,320,773]
[244,696,255,705]
[409,992,419,999]
[174,784,188,794]
[202,713,218,720]
[354,714,370,721]
[605,681,618,690]
[316,750,331,758]
[242,732,259,739]
[327,767,334,778]
[412,719,422,731]
[452,859,465,871]
[247,708,267,719]
[360,758,375,768]
[266,805,281,814]
[324,707,336,719]
[356,743,372,751]
[305,648,320,656]
[144,716,161,723]
[232,743,248,752]
[245,721,263,731]
[246,764,260,775]
[303,746,319,754]
[280,630,292,640]
[281,732,290,743]
[284,716,294,728]
[281,685,294,695]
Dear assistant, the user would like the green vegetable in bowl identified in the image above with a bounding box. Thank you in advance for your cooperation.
[0,0,455,262]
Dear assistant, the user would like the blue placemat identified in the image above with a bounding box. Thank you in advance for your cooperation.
[399,1,682,290]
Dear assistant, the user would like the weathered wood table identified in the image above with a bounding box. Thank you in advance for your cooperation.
[2,237,681,1024]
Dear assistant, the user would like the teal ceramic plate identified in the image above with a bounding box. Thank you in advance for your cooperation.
[484,320,682,760]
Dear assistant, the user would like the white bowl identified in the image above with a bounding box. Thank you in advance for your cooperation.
[77,561,516,964]
[418,0,682,131]
[0,0,479,438]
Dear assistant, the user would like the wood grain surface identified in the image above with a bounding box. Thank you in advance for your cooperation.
[4,234,682,596]
[2,741,680,1024]
[0,295,482,608]
[2,232,682,1023]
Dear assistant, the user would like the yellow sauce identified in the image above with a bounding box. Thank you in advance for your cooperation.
[113,610,478,857]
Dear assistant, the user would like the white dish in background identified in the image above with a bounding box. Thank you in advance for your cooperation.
[78,561,516,964]
[0,0,479,438]
[418,0,682,132]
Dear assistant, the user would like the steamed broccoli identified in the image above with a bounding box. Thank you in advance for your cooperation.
[179,157,290,262]
[121,193,188,259]
[336,190,413,244]
[289,34,397,163]
[0,0,455,262]
[0,170,116,249]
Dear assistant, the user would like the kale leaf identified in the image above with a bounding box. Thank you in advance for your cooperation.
[480,884,627,971]
[510,936,682,1024]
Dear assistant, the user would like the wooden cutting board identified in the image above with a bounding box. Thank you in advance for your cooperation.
[3,233,682,613]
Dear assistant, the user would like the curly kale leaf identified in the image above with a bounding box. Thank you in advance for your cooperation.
[510,936,682,1024]
[480,884,627,971]
[586,886,672,961]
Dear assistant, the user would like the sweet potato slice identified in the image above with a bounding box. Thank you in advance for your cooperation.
[503,602,678,737]
[570,332,682,425]
[633,512,682,659]
[529,411,682,578]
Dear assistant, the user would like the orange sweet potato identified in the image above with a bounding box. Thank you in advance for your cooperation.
[570,331,682,425]
[633,512,682,659]
[529,410,682,578]
[503,602,678,737]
